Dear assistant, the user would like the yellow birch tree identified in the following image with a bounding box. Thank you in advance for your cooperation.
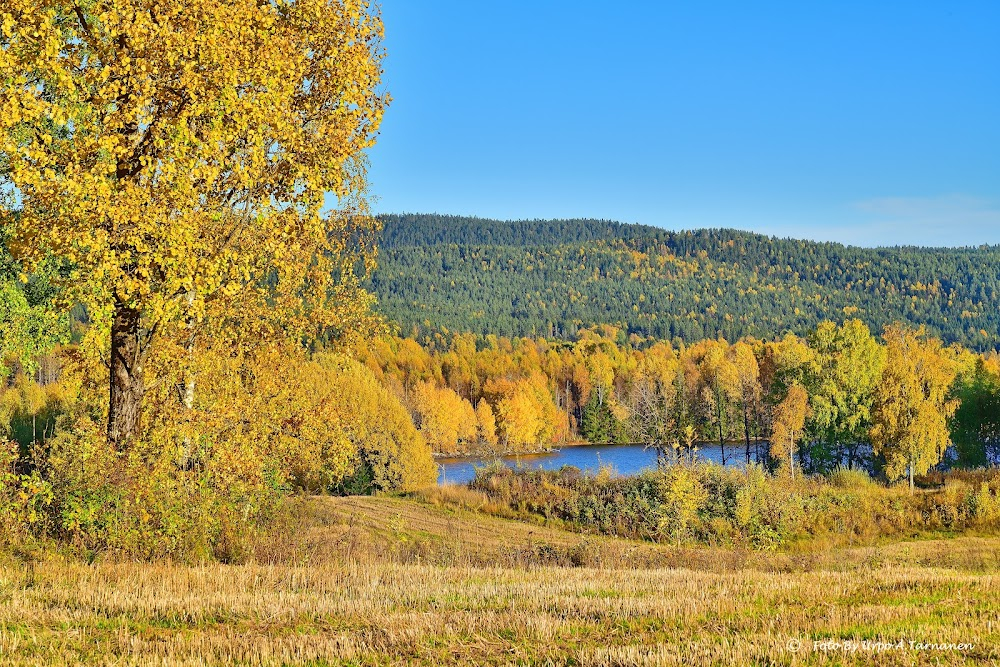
[475,398,499,450]
[870,325,959,490]
[1,0,387,446]
[770,383,809,479]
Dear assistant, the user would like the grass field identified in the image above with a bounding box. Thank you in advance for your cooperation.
[1,493,997,666]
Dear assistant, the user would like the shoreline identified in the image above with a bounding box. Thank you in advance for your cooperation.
[433,439,771,463]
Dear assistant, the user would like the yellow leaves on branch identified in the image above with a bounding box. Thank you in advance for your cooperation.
[138,339,435,494]
[1,0,388,344]
[475,399,499,449]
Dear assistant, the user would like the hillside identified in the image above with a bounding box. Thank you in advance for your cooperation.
[371,213,1000,350]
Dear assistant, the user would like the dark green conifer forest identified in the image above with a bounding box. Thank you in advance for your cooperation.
[372,213,1000,350]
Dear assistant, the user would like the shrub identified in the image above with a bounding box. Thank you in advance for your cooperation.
[37,416,285,561]
[467,464,1000,550]
[314,354,437,493]
[929,480,973,528]
[827,466,875,489]
[970,482,1000,524]
[1,345,438,561]
[655,466,707,542]
[0,439,52,547]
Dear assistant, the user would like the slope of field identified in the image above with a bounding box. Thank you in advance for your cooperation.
[371,213,1000,350]
[3,495,997,666]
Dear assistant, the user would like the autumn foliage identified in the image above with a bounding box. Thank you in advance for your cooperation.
[2,3,999,564]
[2,0,387,446]
[353,320,996,482]
[469,464,1000,549]
[0,0,431,558]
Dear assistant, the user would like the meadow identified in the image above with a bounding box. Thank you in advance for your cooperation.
[1,493,996,666]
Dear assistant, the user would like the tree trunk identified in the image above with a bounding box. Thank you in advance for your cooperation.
[178,291,197,468]
[564,379,570,444]
[179,368,195,467]
[909,461,914,493]
[789,436,794,480]
[108,303,147,448]
[743,404,752,464]
[717,394,726,465]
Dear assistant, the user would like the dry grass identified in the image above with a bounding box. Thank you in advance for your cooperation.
[0,494,997,666]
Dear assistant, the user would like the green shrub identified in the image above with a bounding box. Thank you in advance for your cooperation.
[26,415,287,561]
[0,439,53,546]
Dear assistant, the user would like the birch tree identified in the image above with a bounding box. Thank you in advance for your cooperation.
[2,0,387,446]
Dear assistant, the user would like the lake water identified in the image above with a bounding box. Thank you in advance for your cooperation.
[437,442,758,485]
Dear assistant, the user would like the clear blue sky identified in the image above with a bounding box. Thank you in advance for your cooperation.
[364,1,1000,248]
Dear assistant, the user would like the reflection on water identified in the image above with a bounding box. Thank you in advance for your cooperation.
[437,442,757,485]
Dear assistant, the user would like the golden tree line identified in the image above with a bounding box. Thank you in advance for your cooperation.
[353,321,998,487]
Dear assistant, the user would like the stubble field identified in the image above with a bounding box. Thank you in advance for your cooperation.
[1,495,996,666]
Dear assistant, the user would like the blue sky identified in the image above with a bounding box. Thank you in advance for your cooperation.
[364,1,1000,248]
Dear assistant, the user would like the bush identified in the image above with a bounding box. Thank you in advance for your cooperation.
[0,439,53,547]
[827,466,875,489]
[655,466,707,542]
[314,354,437,493]
[970,482,1000,524]
[0,345,438,561]
[467,464,1000,550]
[37,416,285,561]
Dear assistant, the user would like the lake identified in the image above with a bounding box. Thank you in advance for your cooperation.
[437,442,760,485]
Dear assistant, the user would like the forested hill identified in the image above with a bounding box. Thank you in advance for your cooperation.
[371,213,1000,350]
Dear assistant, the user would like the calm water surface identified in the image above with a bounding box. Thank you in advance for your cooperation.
[437,443,757,485]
